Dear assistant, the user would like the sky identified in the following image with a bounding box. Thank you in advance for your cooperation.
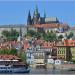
[0,1,75,26]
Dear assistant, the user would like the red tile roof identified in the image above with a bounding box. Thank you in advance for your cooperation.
[32,23,69,28]
[0,55,20,60]
[64,39,75,46]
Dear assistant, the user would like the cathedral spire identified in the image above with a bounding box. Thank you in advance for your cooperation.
[34,5,39,15]
[35,5,38,14]
[44,10,46,18]
[27,10,32,25]
[20,27,22,37]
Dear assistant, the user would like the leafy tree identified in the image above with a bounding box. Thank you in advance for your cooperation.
[58,35,64,40]
[26,30,36,37]
[26,30,57,41]
[67,32,74,39]
[18,51,27,62]
[26,30,43,39]
[2,29,19,41]
[0,48,17,55]
[43,32,57,41]
[9,48,17,55]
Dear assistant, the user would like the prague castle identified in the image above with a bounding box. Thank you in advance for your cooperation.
[0,6,70,37]
[27,6,59,25]
[27,6,69,33]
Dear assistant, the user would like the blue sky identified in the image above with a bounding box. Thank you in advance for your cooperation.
[0,1,75,26]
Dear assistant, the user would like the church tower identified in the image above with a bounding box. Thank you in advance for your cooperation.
[44,10,46,19]
[27,10,32,25]
[44,10,46,23]
[33,5,40,24]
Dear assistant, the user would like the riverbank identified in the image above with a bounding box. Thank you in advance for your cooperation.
[30,64,75,70]
[29,68,75,74]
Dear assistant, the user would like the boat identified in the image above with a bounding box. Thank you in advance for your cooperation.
[0,62,30,73]
[0,65,30,73]
[0,55,30,73]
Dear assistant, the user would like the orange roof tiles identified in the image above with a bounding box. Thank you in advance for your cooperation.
[41,41,56,48]
[33,23,69,28]
[0,55,20,60]
[64,39,75,46]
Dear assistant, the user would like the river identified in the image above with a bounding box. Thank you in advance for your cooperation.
[0,69,75,75]
[29,69,75,74]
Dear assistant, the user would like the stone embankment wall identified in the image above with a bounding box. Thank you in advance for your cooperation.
[47,64,75,70]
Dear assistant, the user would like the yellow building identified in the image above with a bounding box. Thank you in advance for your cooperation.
[57,46,67,60]
[70,47,75,61]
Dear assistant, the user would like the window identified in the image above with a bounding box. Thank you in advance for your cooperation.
[60,51,61,54]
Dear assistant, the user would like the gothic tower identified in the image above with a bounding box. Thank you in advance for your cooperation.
[44,10,46,23]
[33,5,40,24]
[27,10,32,25]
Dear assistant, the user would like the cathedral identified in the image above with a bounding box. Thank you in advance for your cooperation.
[27,6,59,25]
[27,6,69,33]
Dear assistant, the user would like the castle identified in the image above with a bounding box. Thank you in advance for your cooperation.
[27,6,69,33]
[0,6,70,38]
[27,6,59,25]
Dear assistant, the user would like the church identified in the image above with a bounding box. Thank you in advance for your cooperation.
[27,6,69,33]
[27,6,59,25]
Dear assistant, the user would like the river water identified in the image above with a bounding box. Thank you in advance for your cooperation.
[29,69,75,74]
[0,69,75,75]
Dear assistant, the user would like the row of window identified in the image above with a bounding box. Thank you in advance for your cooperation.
[58,50,65,54]
[0,67,11,69]
[58,47,66,50]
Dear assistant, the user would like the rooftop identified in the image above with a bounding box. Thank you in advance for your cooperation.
[0,55,20,60]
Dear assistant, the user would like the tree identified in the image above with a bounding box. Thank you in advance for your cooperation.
[0,48,17,55]
[26,30,36,37]
[58,35,64,40]
[43,32,57,41]
[67,32,74,39]
[9,48,17,55]
[26,30,43,39]
[18,51,27,62]
[26,30,57,41]
[2,29,19,41]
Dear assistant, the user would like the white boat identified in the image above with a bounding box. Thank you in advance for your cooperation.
[0,55,30,73]
[0,64,30,73]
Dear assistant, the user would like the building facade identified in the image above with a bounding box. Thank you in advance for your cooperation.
[27,6,59,25]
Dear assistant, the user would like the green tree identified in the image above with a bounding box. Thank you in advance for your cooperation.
[58,35,64,40]
[0,48,17,55]
[43,32,57,41]
[9,48,17,55]
[2,29,19,41]
[18,51,27,62]
[26,30,36,37]
[67,32,74,39]
[26,30,43,39]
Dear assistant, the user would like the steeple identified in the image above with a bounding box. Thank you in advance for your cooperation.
[33,5,40,24]
[17,27,22,42]
[44,10,46,18]
[33,5,40,18]
[27,10,32,25]
[20,27,22,37]
[35,5,38,15]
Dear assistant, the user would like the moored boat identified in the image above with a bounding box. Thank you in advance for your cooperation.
[0,55,30,73]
